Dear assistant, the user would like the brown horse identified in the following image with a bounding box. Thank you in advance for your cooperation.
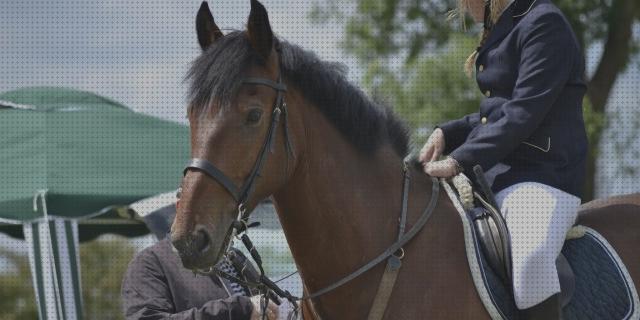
[171,1,640,319]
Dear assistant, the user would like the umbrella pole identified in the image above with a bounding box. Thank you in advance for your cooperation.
[24,191,84,320]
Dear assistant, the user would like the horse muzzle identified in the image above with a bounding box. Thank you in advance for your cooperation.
[170,225,227,270]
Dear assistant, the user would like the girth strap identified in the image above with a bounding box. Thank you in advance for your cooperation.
[367,257,402,320]
[367,163,411,320]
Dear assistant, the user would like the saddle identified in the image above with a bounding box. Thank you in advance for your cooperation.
[445,169,640,319]
[452,166,575,307]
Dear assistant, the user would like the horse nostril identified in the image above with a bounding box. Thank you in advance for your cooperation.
[171,236,191,258]
[194,228,210,253]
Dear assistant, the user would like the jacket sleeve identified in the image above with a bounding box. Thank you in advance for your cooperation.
[438,112,481,154]
[121,249,253,320]
[449,11,578,173]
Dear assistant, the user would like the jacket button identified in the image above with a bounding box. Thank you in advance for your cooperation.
[479,65,484,72]
[484,90,491,97]
[481,117,488,124]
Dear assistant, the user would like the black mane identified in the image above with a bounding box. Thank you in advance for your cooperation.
[186,31,409,157]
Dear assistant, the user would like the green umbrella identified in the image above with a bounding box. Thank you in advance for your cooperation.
[0,86,189,238]
[0,87,190,320]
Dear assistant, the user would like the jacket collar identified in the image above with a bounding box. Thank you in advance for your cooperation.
[477,3,514,56]
[513,0,539,18]
[477,0,538,57]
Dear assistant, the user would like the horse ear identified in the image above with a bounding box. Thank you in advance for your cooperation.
[246,0,274,60]
[196,1,223,51]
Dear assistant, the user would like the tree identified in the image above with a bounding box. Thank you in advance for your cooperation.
[80,237,136,320]
[0,237,137,320]
[0,250,38,320]
[313,0,640,200]
[361,34,482,132]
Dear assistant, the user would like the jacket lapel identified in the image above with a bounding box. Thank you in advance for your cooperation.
[477,4,515,57]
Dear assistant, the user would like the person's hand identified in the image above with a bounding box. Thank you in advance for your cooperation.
[250,295,279,320]
[424,157,462,178]
[419,128,446,165]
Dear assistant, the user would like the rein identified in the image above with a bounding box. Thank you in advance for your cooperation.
[213,170,440,320]
[182,49,440,319]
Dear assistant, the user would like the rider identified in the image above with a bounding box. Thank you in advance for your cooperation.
[420,0,587,318]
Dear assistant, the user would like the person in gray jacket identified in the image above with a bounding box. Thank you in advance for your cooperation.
[121,238,278,320]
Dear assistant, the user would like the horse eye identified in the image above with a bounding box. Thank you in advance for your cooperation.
[246,109,263,124]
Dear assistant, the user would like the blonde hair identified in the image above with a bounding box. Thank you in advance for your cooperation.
[450,0,511,77]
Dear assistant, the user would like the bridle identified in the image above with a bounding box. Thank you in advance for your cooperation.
[180,46,441,319]
[183,46,295,264]
[184,72,293,211]
[181,46,302,316]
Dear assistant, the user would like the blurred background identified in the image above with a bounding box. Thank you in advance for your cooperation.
[0,0,638,318]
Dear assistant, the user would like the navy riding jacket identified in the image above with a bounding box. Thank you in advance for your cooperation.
[439,0,588,198]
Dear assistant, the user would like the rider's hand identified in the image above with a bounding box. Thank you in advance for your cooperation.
[419,128,446,165]
[250,295,279,320]
[424,157,462,178]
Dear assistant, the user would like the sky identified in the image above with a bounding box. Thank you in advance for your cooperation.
[0,0,361,279]
[0,0,359,124]
[0,0,638,256]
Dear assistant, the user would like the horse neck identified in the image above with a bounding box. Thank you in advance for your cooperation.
[272,96,430,317]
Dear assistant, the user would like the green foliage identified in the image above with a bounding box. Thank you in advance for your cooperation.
[80,237,136,320]
[313,0,640,198]
[312,0,483,151]
[312,0,640,119]
[365,35,481,128]
[554,0,611,50]
[315,0,636,65]
[582,98,605,154]
[0,237,138,320]
[0,250,38,320]
[338,0,470,64]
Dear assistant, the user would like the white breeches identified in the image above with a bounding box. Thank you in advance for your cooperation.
[495,182,580,309]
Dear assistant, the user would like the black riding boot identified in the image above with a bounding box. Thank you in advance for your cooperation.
[521,293,562,320]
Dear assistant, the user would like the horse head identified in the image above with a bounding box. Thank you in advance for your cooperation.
[170,0,300,271]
